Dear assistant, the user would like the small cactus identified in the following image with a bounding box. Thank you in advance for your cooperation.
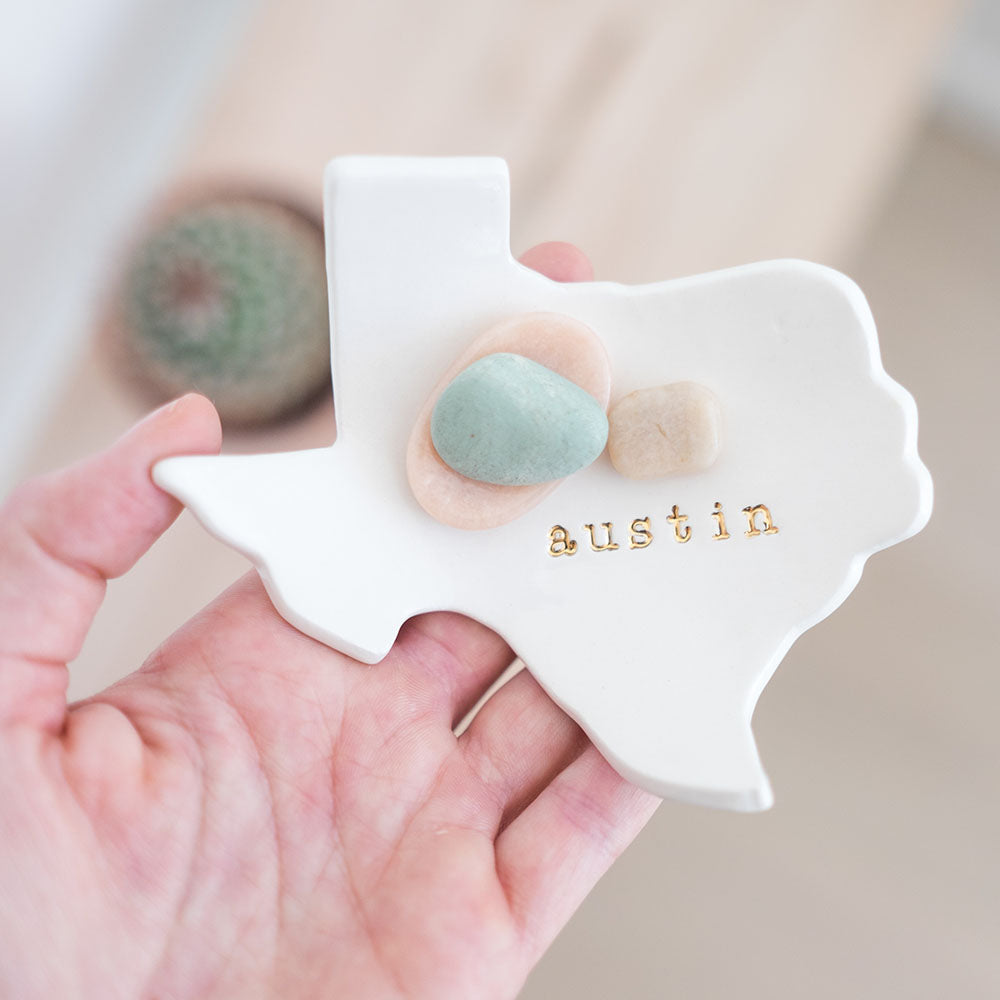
[116,197,330,426]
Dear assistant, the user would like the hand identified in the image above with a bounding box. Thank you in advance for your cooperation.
[0,244,659,1000]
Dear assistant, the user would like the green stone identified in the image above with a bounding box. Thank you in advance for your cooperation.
[430,353,609,486]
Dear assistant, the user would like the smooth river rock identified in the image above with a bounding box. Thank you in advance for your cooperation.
[430,353,609,486]
[607,381,722,478]
[407,313,611,529]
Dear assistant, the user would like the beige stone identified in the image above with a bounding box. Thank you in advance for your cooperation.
[607,382,721,479]
[407,313,611,529]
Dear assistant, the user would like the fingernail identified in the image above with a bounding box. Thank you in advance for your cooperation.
[135,396,184,431]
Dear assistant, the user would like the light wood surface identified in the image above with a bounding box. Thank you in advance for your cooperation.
[182,0,961,280]
[16,2,998,997]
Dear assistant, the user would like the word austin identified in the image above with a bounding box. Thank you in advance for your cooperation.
[547,502,779,556]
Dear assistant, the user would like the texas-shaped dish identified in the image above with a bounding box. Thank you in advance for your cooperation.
[154,157,932,812]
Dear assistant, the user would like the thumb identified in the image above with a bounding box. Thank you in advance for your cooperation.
[0,394,221,732]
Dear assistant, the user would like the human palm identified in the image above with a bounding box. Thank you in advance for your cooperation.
[0,246,658,999]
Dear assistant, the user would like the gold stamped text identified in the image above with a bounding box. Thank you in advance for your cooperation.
[548,502,780,556]
[742,504,779,537]
[547,525,578,556]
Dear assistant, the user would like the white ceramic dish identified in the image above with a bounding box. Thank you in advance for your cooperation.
[155,157,932,811]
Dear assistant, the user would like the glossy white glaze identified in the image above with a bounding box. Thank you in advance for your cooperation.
[154,157,932,811]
